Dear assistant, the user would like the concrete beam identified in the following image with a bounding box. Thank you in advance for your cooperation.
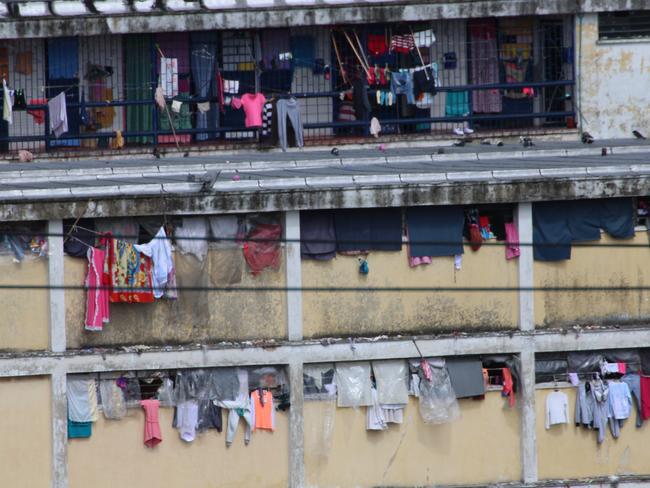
[0,327,648,378]
[288,360,305,488]
[1,175,649,222]
[47,220,66,353]
[517,203,534,332]
[50,367,68,488]
[520,342,538,483]
[0,0,621,39]
[284,211,303,341]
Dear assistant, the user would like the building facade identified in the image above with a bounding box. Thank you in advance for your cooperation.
[0,1,650,488]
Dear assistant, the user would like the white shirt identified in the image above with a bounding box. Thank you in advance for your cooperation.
[608,381,632,420]
[134,227,174,299]
[176,400,199,442]
[545,390,569,429]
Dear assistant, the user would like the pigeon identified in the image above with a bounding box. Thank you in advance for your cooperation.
[633,130,646,139]
[152,147,161,159]
[331,147,340,156]
[581,131,594,144]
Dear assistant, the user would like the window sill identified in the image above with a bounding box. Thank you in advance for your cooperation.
[597,37,650,45]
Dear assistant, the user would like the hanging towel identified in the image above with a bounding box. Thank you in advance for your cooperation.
[67,377,95,422]
[68,418,92,439]
[300,211,336,261]
[85,247,110,331]
[600,198,635,239]
[532,201,572,261]
[48,92,68,138]
[2,79,13,125]
[160,57,178,97]
[105,237,155,303]
[406,206,464,257]
[335,208,402,252]
[567,200,602,241]
[504,222,520,260]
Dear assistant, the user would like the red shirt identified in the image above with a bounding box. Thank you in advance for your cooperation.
[240,93,266,128]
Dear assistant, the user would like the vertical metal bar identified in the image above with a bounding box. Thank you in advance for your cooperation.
[150,35,159,147]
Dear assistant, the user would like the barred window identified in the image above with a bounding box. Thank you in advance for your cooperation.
[599,10,650,40]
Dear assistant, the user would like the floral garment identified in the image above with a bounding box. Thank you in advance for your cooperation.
[105,237,155,303]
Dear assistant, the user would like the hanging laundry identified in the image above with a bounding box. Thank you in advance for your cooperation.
[197,400,223,433]
[28,98,47,125]
[105,237,155,303]
[300,211,336,261]
[621,374,644,427]
[446,359,485,398]
[251,389,275,432]
[335,362,373,408]
[215,369,253,447]
[575,381,594,427]
[640,375,650,421]
[176,400,199,442]
[160,57,178,97]
[171,100,182,113]
[390,71,415,105]
[209,216,240,249]
[335,208,402,252]
[68,418,92,439]
[390,34,415,53]
[502,368,516,407]
[608,381,632,433]
[591,378,609,443]
[243,222,282,275]
[175,217,209,261]
[2,79,13,125]
[85,247,110,331]
[366,387,388,431]
[13,90,26,110]
[154,86,166,110]
[468,20,502,114]
[79,89,89,126]
[67,377,95,423]
[276,98,304,151]
[369,117,381,138]
[48,92,68,138]
[223,79,239,94]
[545,390,569,429]
[367,33,388,56]
[261,101,274,139]
[99,379,127,420]
[532,201,572,261]
[140,399,162,448]
[505,222,520,260]
[413,29,435,47]
[417,358,460,424]
[372,360,409,405]
[134,227,176,299]
[238,93,266,129]
[406,206,464,258]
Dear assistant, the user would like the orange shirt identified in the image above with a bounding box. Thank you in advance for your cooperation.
[251,390,275,432]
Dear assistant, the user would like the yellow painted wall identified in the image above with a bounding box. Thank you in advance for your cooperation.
[68,406,288,488]
[65,248,287,348]
[0,376,51,487]
[305,392,521,487]
[537,387,650,479]
[302,245,519,338]
[0,255,49,350]
[534,232,650,328]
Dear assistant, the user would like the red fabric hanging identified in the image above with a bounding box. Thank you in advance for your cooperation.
[243,223,282,275]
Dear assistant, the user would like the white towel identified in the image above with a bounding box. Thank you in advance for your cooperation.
[48,92,68,138]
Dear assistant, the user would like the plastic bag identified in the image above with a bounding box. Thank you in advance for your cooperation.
[174,369,211,403]
[249,366,286,390]
[372,360,409,405]
[418,360,460,424]
[207,368,240,402]
[335,362,372,408]
[100,379,127,419]
[305,400,336,461]
[156,377,176,407]
[304,363,336,400]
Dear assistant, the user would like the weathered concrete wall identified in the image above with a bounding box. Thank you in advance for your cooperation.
[0,376,51,487]
[578,13,650,139]
[68,406,288,488]
[65,248,287,348]
[534,231,650,328]
[0,255,49,351]
[537,387,650,479]
[302,244,519,338]
[305,392,521,487]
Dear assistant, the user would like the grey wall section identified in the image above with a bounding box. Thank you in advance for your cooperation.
[2,0,650,38]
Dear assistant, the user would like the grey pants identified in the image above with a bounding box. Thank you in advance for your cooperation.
[226,407,253,446]
[276,98,304,151]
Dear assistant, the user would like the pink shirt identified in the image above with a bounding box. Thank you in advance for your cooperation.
[240,93,266,128]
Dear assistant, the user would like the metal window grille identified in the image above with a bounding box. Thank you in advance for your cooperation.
[599,10,650,40]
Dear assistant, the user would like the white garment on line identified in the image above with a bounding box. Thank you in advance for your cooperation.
[48,92,68,138]
[176,400,199,442]
[197,101,210,113]
[175,217,209,261]
[171,100,182,113]
[134,227,175,299]
[67,377,95,422]
[545,390,569,429]
[2,80,13,125]
[160,57,179,97]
